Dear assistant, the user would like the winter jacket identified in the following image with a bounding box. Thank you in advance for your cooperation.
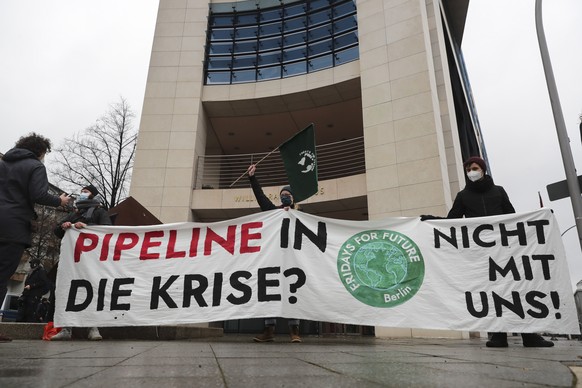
[0,148,61,246]
[23,266,50,298]
[447,175,515,219]
[249,175,293,212]
[54,199,112,239]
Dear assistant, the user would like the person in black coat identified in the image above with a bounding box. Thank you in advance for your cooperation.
[0,133,71,341]
[50,184,111,341]
[35,297,50,322]
[422,156,553,348]
[446,157,515,219]
[52,184,111,240]
[16,258,50,322]
[247,164,302,343]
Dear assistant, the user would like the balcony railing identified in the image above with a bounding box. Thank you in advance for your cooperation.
[195,136,365,189]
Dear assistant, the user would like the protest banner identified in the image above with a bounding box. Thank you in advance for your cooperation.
[54,208,580,334]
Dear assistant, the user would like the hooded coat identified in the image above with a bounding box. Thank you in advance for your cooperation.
[0,148,61,246]
[446,175,515,219]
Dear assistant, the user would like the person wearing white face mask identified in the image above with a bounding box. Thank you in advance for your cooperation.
[50,184,111,341]
[420,156,553,348]
[446,156,514,219]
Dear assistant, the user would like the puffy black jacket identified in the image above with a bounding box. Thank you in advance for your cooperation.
[447,175,515,219]
[0,148,61,245]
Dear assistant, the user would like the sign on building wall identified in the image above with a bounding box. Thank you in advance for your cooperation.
[54,209,580,334]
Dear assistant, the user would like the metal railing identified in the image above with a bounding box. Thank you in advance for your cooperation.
[195,136,365,189]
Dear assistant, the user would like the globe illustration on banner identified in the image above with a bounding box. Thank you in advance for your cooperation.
[353,242,408,291]
[337,229,424,308]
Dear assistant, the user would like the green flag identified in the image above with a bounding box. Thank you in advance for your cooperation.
[279,123,318,203]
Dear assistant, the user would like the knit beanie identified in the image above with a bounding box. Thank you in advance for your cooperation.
[463,156,487,174]
[280,185,293,196]
[82,184,99,197]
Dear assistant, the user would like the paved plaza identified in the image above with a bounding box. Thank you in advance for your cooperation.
[1,334,582,387]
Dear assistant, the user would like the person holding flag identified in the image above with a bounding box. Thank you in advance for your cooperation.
[247,163,302,343]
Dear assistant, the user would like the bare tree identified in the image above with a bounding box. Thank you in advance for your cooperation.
[51,97,137,209]
[28,203,68,271]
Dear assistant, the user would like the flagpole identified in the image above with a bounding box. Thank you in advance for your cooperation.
[229,146,280,188]
[535,0,582,251]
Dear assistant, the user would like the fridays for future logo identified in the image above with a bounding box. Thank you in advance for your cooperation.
[337,230,425,308]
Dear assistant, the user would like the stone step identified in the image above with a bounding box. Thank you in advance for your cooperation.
[0,322,223,340]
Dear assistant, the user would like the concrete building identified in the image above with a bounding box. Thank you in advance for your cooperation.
[130,0,481,338]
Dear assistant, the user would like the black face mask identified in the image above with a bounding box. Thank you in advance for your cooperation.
[281,195,292,206]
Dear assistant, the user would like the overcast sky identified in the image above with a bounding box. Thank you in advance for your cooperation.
[462,0,582,288]
[1,1,582,287]
[0,0,158,154]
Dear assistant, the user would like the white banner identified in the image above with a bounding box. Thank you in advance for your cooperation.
[54,208,580,334]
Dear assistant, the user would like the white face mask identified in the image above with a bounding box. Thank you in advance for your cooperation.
[467,170,483,182]
[77,192,90,201]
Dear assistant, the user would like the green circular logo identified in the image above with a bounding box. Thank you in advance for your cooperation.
[337,230,425,308]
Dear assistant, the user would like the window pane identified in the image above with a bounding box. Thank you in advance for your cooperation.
[260,22,282,37]
[236,13,257,26]
[334,15,357,34]
[208,57,232,70]
[334,31,358,50]
[261,9,281,23]
[235,26,257,39]
[309,54,333,71]
[259,36,282,51]
[209,42,233,55]
[283,16,306,33]
[308,39,332,56]
[258,51,281,66]
[233,41,257,54]
[206,71,231,84]
[284,31,306,47]
[308,9,331,27]
[309,0,331,12]
[211,28,233,41]
[204,0,360,84]
[308,24,331,42]
[334,1,356,18]
[211,15,234,27]
[232,69,256,83]
[283,45,306,62]
[335,46,359,65]
[233,54,256,69]
[284,4,305,18]
[258,66,281,81]
[283,61,307,77]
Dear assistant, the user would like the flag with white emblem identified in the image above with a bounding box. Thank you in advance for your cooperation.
[279,123,318,202]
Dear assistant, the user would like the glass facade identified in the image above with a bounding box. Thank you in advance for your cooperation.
[205,0,359,85]
[440,4,486,165]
